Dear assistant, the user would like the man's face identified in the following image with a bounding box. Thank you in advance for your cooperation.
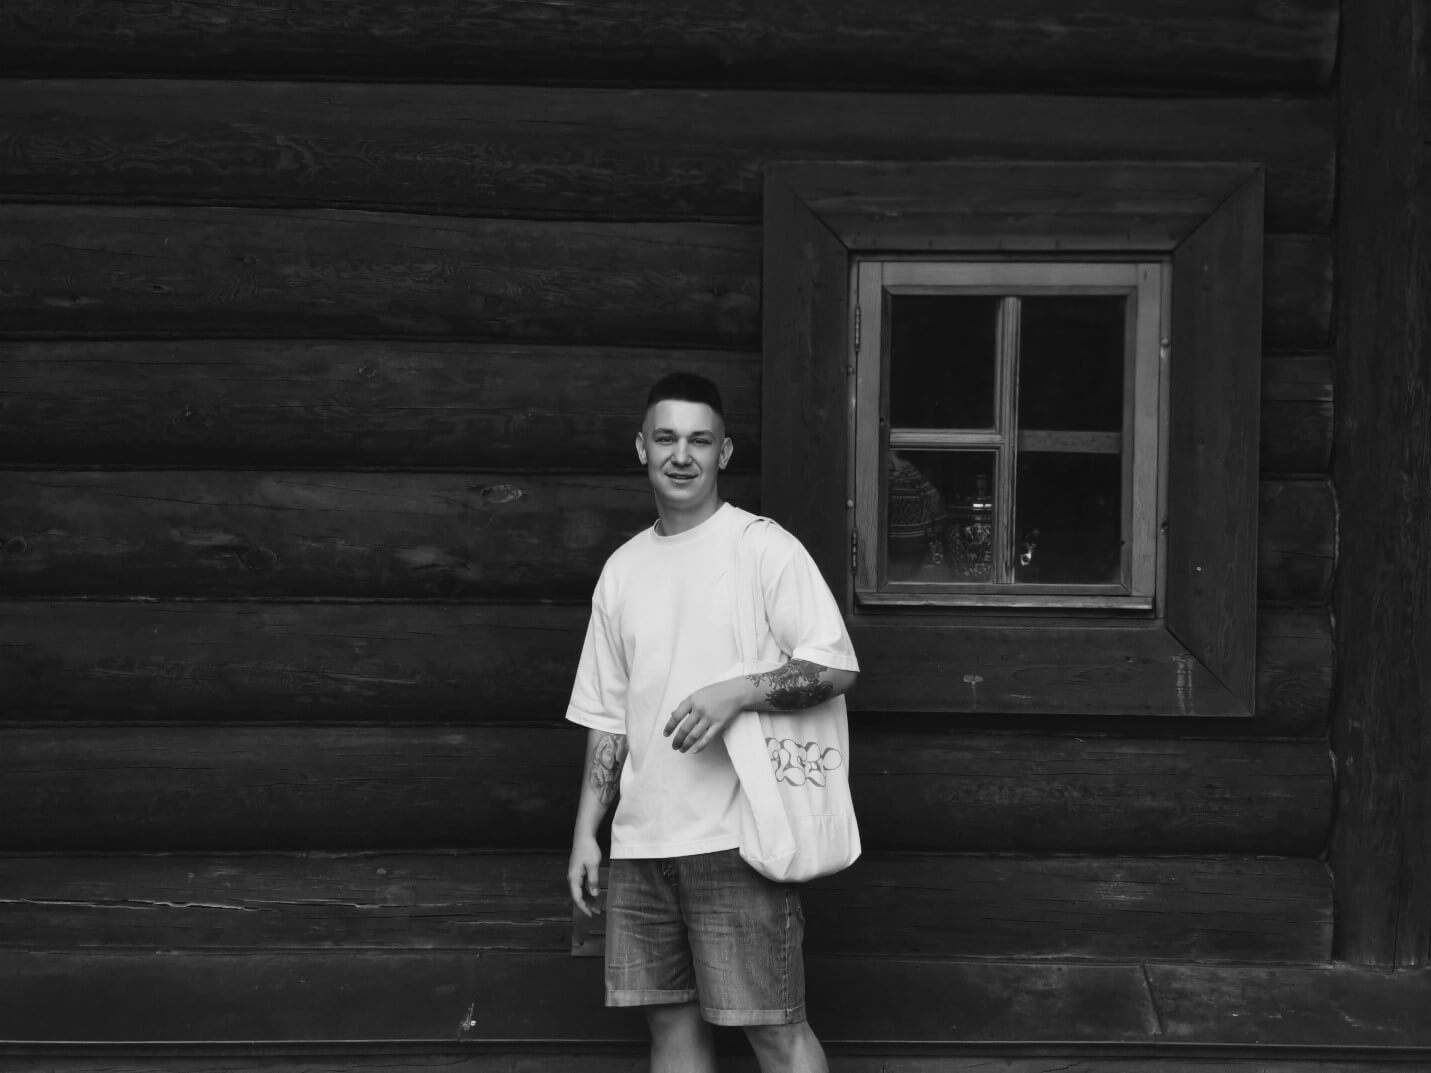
[636,399,733,514]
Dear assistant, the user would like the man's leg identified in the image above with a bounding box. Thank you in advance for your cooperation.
[647,1001,716,1073]
[744,1021,829,1073]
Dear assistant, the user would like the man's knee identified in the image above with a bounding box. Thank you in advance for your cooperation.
[744,1019,821,1060]
[646,1000,708,1039]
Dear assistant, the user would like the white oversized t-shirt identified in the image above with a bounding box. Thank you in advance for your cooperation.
[565,502,859,859]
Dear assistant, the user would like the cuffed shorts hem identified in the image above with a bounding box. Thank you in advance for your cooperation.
[604,850,806,1023]
[701,1004,807,1027]
[606,987,698,1008]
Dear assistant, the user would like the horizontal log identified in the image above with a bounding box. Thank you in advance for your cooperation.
[0,1056,1420,1073]
[0,474,1322,601]
[0,207,1327,350]
[0,951,1156,1044]
[0,341,760,471]
[0,81,1334,232]
[0,1,1338,91]
[1146,963,1431,1048]
[0,603,1332,731]
[855,731,1329,855]
[0,208,759,348]
[1261,352,1334,475]
[0,341,1325,474]
[1,1053,1426,1073]
[3,953,1428,1050]
[0,725,1331,854]
[0,851,1332,964]
[0,602,589,723]
[0,471,755,600]
[1258,479,1335,604]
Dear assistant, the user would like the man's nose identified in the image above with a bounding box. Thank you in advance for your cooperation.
[673,441,692,464]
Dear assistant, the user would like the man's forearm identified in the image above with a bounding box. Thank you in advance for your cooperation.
[665,660,857,753]
[746,659,857,711]
[573,728,627,839]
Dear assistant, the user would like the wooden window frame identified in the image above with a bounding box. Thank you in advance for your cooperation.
[853,259,1166,610]
[763,162,1263,718]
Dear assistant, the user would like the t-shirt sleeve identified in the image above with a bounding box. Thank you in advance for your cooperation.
[759,529,861,673]
[565,597,629,734]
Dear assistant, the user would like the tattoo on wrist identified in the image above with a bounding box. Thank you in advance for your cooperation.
[588,732,628,805]
[748,658,835,710]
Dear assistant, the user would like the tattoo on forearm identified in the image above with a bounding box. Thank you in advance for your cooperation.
[588,732,628,806]
[748,658,835,710]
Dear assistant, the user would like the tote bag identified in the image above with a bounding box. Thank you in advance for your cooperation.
[723,517,861,883]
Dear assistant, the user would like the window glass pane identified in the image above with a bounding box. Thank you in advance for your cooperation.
[1019,296,1125,432]
[889,295,999,429]
[886,449,996,582]
[1013,452,1122,584]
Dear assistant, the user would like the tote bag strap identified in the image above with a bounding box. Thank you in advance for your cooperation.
[731,516,775,666]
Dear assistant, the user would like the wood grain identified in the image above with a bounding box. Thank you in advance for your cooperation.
[3,952,1428,1049]
[0,340,1328,475]
[1330,0,1431,968]
[760,169,853,601]
[1261,352,1335,475]
[0,341,760,471]
[0,471,756,600]
[1165,174,1264,711]
[1146,962,1431,1047]
[783,161,1256,251]
[0,207,759,347]
[1256,611,1335,738]
[1,1052,1426,1073]
[0,207,1328,351]
[0,950,1157,1043]
[1258,479,1335,604]
[0,0,1338,91]
[0,473,1319,601]
[0,81,1335,232]
[0,725,1330,855]
[0,602,1333,731]
[0,851,1331,964]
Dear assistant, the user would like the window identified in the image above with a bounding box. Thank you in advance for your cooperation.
[853,261,1165,609]
[763,161,1264,717]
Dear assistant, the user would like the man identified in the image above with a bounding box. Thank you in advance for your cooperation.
[566,372,859,1073]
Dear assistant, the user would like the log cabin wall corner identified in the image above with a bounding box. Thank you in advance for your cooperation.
[1,0,1426,1063]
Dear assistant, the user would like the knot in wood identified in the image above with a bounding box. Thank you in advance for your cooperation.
[477,484,524,506]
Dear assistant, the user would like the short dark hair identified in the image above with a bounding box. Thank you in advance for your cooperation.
[645,372,724,418]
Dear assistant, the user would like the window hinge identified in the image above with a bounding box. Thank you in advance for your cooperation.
[853,305,862,355]
[850,529,859,574]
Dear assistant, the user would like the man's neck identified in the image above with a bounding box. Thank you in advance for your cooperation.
[655,498,724,536]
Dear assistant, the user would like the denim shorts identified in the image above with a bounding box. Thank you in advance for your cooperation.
[604,848,806,1026]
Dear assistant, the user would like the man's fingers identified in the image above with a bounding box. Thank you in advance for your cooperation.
[569,860,601,916]
[670,713,705,752]
[569,871,591,915]
[664,699,693,738]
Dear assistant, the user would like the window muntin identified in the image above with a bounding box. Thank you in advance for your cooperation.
[853,260,1166,610]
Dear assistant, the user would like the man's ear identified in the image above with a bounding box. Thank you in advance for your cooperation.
[718,436,733,470]
[635,431,647,466]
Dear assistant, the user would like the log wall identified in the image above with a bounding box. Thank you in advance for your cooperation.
[0,0,1361,1055]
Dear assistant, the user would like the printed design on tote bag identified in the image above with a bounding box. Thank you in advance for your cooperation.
[766,737,845,787]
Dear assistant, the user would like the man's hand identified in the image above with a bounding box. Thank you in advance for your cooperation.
[664,677,752,754]
[568,834,603,917]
